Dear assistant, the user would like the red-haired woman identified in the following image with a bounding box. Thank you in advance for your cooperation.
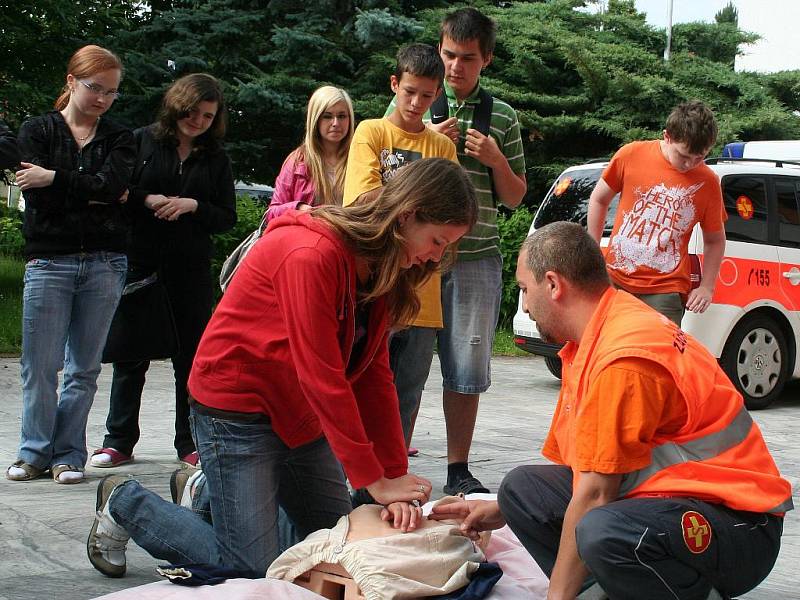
[91,73,236,470]
[7,45,135,484]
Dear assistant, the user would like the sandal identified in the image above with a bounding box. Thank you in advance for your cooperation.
[91,448,133,468]
[52,464,84,484]
[6,459,46,481]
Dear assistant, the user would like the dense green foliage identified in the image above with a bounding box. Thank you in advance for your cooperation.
[497,206,534,325]
[0,205,24,257]
[0,255,24,353]
[210,193,264,300]
[0,1,140,121]
[2,0,800,330]
[5,0,799,197]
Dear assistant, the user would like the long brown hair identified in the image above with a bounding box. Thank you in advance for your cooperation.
[153,73,227,152]
[292,86,354,206]
[55,45,123,110]
[314,158,478,326]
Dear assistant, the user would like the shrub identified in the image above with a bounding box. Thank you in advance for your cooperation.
[0,206,24,258]
[211,194,265,301]
[497,205,533,327]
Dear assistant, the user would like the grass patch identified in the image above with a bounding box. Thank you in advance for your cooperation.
[0,255,24,354]
[493,327,529,357]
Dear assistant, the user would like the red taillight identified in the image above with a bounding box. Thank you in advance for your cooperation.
[689,254,702,289]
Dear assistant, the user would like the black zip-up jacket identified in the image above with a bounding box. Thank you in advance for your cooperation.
[17,111,135,259]
[0,121,20,169]
[126,125,236,265]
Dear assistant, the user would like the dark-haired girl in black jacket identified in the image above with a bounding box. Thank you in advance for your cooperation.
[91,73,236,470]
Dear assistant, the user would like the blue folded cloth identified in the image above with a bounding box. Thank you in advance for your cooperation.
[436,561,503,599]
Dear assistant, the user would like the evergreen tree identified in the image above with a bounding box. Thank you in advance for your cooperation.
[0,0,140,126]
[110,0,445,183]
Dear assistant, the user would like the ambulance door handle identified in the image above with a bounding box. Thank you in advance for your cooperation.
[782,267,800,285]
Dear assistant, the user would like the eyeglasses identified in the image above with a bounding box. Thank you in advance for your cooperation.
[78,80,122,100]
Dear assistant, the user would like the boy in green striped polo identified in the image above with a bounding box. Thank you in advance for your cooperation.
[386,7,527,495]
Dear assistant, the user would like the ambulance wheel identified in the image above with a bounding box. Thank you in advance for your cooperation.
[720,314,789,410]
[544,356,563,379]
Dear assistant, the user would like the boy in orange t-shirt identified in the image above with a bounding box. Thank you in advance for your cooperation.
[587,101,726,324]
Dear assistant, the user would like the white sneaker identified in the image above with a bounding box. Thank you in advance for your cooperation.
[169,467,203,508]
[87,475,131,578]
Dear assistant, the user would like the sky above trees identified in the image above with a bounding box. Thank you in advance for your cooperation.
[631,0,800,72]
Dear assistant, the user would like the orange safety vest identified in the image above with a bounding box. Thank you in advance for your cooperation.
[545,288,793,515]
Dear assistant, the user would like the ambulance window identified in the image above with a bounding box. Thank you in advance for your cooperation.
[721,175,768,243]
[776,178,800,245]
[533,168,619,233]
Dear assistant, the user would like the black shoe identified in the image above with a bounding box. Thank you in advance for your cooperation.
[443,473,490,496]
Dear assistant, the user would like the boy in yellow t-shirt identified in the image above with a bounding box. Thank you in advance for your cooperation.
[344,43,458,457]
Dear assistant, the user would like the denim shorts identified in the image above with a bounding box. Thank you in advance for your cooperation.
[438,254,502,394]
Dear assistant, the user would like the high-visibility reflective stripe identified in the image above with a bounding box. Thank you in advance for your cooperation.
[620,406,753,496]
[767,497,794,513]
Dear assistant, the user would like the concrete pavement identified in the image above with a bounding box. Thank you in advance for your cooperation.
[0,356,797,599]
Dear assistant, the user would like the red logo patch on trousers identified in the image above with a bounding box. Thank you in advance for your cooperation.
[682,511,712,554]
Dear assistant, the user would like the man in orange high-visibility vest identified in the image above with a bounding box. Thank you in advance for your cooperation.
[430,222,792,600]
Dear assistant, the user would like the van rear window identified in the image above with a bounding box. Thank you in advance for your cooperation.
[533,168,619,232]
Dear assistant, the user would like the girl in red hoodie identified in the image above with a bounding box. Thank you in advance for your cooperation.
[88,158,478,578]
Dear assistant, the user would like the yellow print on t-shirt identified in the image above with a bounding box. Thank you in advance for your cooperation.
[610,182,704,274]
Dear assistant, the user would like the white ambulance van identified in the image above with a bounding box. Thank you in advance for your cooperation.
[513,158,800,409]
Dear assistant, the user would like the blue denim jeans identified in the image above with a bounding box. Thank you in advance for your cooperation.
[389,326,437,446]
[438,254,502,394]
[109,408,352,577]
[18,252,126,469]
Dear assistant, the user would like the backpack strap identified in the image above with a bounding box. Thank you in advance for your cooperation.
[431,88,497,199]
[429,88,493,133]
[473,89,496,198]
[429,93,449,124]
[472,89,494,137]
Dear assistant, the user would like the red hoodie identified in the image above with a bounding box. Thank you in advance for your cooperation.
[188,212,408,489]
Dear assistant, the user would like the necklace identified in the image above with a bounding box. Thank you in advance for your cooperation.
[76,119,99,143]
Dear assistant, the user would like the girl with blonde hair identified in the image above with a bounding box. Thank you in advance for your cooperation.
[7,45,135,484]
[266,85,354,221]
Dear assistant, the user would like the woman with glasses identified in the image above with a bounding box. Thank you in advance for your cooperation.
[7,45,135,484]
[91,73,236,470]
